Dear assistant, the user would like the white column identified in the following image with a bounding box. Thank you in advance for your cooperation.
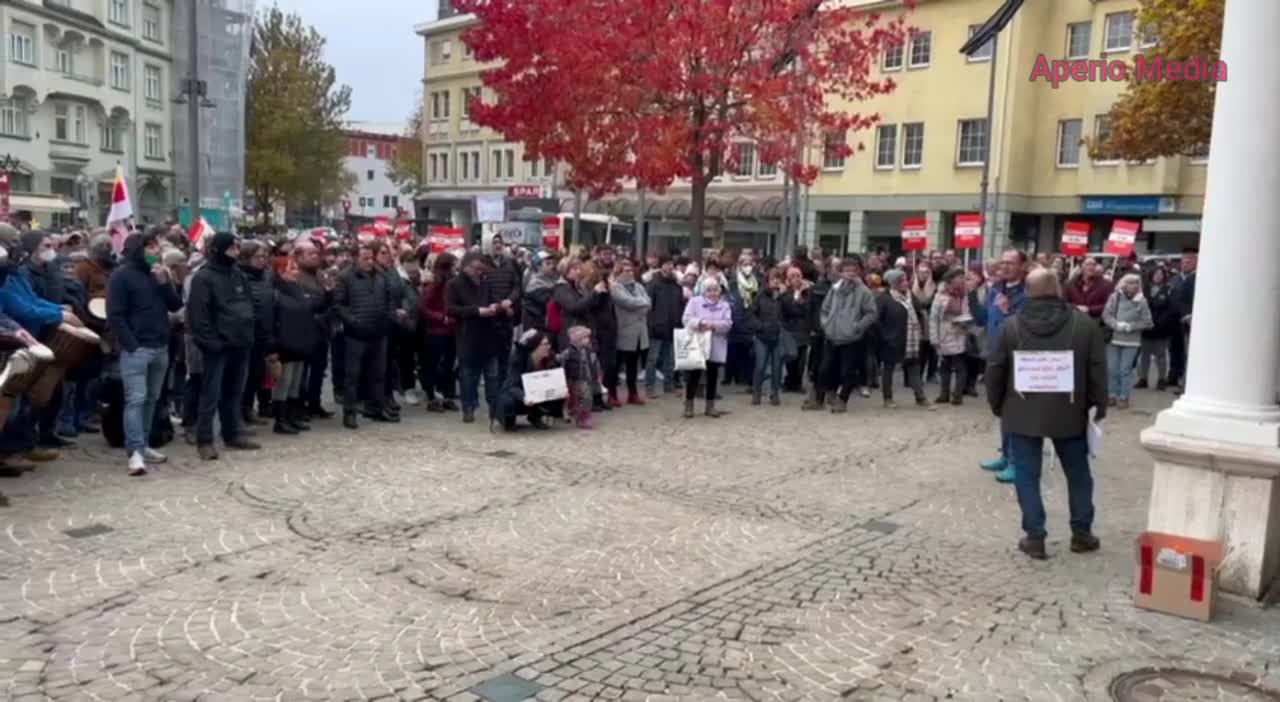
[1153,0,1280,448]
[925,210,944,252]
[1142,0,1280,600]
[846,210,866,254]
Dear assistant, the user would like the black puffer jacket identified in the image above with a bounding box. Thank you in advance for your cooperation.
[780,288,812,347]
[552,281,609,349]
[446,271,502,360]
[646,274,685,341]
[749,289,785,341]
[335,266,394,340]
[273,277,321,361]
[187,257,255,353]
[240,264,275,349]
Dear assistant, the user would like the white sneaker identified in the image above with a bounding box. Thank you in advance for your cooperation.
[404,389,422,406]
[127,452,147,476]
[142,448,167,464]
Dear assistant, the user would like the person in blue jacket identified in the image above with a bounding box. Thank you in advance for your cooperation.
[980,250,1029,484]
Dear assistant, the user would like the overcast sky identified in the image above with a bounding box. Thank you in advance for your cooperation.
[264,0,435,125]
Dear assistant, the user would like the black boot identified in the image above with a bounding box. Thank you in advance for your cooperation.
[273,402,299,435]
[308,403,335,420]
[802,388,825,411]
[343,408,359,430]
[288,400,311,432]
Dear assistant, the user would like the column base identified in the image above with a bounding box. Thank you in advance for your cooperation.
[1154,396,1280,447]
[1141,428,1280,600]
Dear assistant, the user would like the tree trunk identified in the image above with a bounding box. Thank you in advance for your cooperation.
[689,176,707,262]
[571,188,583,251]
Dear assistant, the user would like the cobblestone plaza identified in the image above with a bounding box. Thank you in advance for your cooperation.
[1,391,1278,701]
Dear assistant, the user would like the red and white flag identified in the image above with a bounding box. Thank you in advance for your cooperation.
[107,165,133,253]
[188,216,213,248]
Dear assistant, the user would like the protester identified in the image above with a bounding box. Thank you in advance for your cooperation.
[930,268,971,406]
[1136,266,1178,391]
[237,241,274,426]
[680,279,733,419]
[335,242,397,430]
[1102,273,1154,409]
[912,261,938,384]
[520,251,559,333]
[552,260,611,410]
[610,258,651,405]
[980,250,1029,484]
[812,258,877,413]
[419,253,459,413]
[560,325,602,429]
[644,256,684,397]
[496,329,564,431]
[780,266,812,394]
[485,234,522,386]
[985,268,1105,560]
[1169,247,1197,393]
[447,252,504,426]
[270,259,321,435]
[1064,257,1113,322]
[748,270,786,406]
[878,269,932,410]
[292,241,335,419]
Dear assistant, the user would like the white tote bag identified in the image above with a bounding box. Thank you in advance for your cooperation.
[673,328,711,371]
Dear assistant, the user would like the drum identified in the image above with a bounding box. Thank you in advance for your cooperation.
[88,297,107,325]
[26,324,100,408]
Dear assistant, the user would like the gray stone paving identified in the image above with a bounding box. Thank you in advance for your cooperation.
[0,388,1278,701]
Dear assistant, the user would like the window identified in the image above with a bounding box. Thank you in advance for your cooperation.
[440,154,449,181]
[73,104,85,143]
[461,86,481,120]
[908,31,931,68]
[429,154,440,182]
[0,99,27,138]
[144,123,162,158]
[101,122,124,151]
[9,22,34,66]
[1056,119,1082,167]
[110,52,130,91]
[1139,24,1158,48]
[902,123,924,168]
[383,195,391,208]
[956,119,987,166]
[1093,116,1118,164]
[56,49,73,75]
[966,26,993,61]
[491,148,515,180]
[460,150,480,181]
[430,91,450,120]
[875,125,897,169]
[366,169,374,181]
[882,43,903,71]
[822,131,847,170]
[441,41,452,60]
[143,65,162,101]
[54,103,69,141]
[1066,22,1091,59]
[758,160,778,178]
[143,4,162,42]
[1104,12,1134,52]
[109,0,130,26]
[51,177,74,198]
[731,143,755,177]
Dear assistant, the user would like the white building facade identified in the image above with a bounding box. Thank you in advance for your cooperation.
[0,0,176,228]
[342,123,407,223]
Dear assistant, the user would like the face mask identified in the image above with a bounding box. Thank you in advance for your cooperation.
[144,253,160,266]
[38,248,56,263]
[741,266,753,276]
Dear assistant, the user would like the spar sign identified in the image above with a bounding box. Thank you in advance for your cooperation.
[427,225,466,253]
[1105,219,1141,256]
[954,213,982,250]
[1061,221,1090,256]
[901,217,928,252]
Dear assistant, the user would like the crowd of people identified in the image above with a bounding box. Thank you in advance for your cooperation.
[0,218,1199,555]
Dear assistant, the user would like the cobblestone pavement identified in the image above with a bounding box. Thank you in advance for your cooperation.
[1,386,1278,701]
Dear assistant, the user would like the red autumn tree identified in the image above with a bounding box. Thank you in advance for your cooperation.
[457,0,911,258]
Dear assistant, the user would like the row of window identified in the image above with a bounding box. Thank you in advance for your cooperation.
[355,195,400,209]
[427,150,555,184]
[429,38,472,66]
[47,0,165,42]
[347,139,400,161]
[0,97,163,157]
[8,23,165,101]
[883,11,1154,74]
[428,86,482,123]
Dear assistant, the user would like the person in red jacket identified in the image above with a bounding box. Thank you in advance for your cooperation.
[1063,257,1114,321]
[418,253,459,413]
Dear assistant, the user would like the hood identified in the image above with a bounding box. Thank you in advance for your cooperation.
[526,270,559,294]
[121,233,149,270]
[1019,297,1073,337]
[19,230,45,257]
[208,232,237,266]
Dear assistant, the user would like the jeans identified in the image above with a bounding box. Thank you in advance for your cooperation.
[1137,337,1169,386]
[197,347,249,445]
[121,346,169,454]
[938,354,968,400]
[752,337,784,401]
[881,358,926,403]
[1106,344,1139,400]
[271,361,304,401]
[459,356,500,418]
[645,337,675,391]
[1008,433,1094,540]
[818,340,865,400]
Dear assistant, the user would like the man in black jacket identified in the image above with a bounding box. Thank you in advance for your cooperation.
[520,251,559,333]
[485,235,522,386]
[187,233,260,460]
[293,241,335,418]
[335,242,397,429]
[237,241,274,426]
[644,256,685,397]
[1169,246,1197,394]
[986,268,1106,560]
[447,253,503,425]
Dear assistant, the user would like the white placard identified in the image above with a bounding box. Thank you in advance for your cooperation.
[521,368,569,403]
[1013,350,1074,393]
[476,193,506,223]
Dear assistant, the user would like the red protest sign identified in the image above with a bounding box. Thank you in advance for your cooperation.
[427,225,465,253]
[954,213,983,250]
[1061,221,1090,257]
[1104,219,1140,256]
[901,217,927,252]
[541,217,562,250]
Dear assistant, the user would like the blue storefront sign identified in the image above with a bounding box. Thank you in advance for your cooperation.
[1081,195,1177,215]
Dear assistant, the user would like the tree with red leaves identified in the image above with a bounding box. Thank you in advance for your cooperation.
[457,0,910,258]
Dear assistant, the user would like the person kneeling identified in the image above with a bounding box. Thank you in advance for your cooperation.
[495,329,565,432]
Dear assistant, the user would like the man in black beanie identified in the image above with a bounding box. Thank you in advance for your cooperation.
[186,233,260,460]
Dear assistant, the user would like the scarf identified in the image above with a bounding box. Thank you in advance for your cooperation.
[736,269,759,307]
[892,290,921,358]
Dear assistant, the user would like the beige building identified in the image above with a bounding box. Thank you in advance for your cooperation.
[810,0,1205,257]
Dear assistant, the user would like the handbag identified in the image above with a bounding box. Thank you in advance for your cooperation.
[780,330,798,361]
[673,328,711,371]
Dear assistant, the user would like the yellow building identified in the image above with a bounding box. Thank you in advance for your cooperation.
[415,0,1207,256]
[810,0,1206,257]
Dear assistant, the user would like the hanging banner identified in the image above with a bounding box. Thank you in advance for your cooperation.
[901,216,928,252]
[1061,221,1090,257]
[427,225,466,253]
[541,216,562,250]
[1104,219,1140,256]
[954,213,983,250]
[476,193,505,223]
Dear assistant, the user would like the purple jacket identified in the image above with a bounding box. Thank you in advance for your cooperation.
[682,295,733,363]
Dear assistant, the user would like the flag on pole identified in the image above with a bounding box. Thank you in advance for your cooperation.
[188,216,212,249]
[106,165,133,253]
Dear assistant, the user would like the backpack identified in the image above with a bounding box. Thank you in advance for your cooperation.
[546,299,562,335]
